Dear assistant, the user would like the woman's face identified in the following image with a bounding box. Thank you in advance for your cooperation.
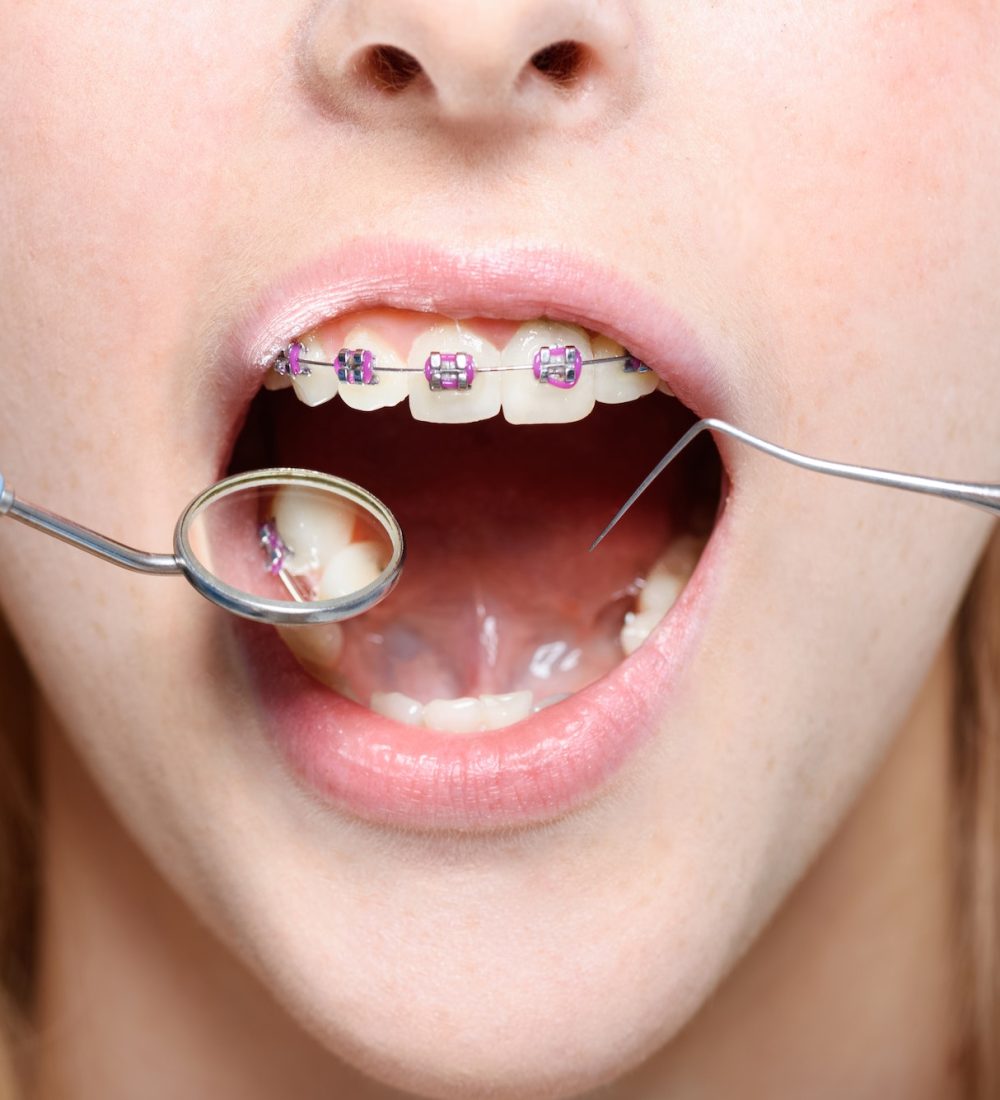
[2,1,997,1094]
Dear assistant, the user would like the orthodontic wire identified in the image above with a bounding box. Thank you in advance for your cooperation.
[271,341,661,391]
[284,353,643,374]
[590,417,1000,552]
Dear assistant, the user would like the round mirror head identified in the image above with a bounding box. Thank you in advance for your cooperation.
[174,468,404,624]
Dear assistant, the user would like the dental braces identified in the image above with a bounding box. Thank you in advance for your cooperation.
[272,342,652,392]
[259,519,319,603]
[259,519,292,575]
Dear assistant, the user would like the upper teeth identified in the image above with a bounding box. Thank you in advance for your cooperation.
[592,333,658,404]
[290,334,339,408]
[269,485,389,602]
[501,321,595,424]
[409,322,502,423]
[337,324,409,411]
[272,483,354,575]
[272,315,667,425]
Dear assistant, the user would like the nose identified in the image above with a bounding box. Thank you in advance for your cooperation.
[302,0,639,130]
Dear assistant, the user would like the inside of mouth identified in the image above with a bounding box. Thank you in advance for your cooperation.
[228,312,723,732]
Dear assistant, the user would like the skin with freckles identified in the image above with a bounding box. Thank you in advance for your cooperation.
[1,2,998,1098]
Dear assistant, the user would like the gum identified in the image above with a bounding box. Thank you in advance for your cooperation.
[309,307,529,366]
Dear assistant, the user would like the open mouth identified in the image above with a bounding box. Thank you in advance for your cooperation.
[219,244,732,831]
[229,307,722,736]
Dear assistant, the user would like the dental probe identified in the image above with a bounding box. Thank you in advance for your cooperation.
[590,418,1000,551]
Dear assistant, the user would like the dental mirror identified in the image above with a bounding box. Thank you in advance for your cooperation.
[0,467,405,625]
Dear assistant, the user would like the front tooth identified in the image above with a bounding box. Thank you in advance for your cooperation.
[272,485,355,578]
[533,693,570,713]
[423,696,484,734]
[290,333,339,407]
[371,691,425,726]
[620,608,662,656]
[501,322,595,424]
[317,540,385,599]
[338,326,409,411]
[480,691,533,729]
[408,324,502,423]
[592,335,657,404]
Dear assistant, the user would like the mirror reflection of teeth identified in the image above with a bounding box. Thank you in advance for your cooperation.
[268,317,672,423]
[272,485,356,578]
[268,487,390,606]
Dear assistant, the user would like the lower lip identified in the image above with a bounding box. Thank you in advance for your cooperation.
[237,508,729,832]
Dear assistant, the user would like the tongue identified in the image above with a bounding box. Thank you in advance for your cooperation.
[264,396,710,702]
[334,476,666,703]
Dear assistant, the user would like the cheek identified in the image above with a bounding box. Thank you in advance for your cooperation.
[0,5,288,842]
[624,2,1000,962]
[780,4,997,353]
[670,2,1000,452]
[0,1,281,505]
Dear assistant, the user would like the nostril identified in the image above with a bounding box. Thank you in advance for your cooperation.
[362,44,424,94]
[529,40,589,88]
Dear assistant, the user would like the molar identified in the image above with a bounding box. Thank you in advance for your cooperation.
[620,535,706,656]
[592,335,657,404]
[637,562,686,617]
[651,534,705,584]
[620,609,663,657]
[501,322,595,424]
[317,540,386,600]
[317,540,385,600]
[408,324,502,423]
[272,485,354,578]
[290,333,339,407]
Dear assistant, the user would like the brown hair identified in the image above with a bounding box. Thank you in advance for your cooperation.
[954,529,1000,1097]
[0,531,998,1096]
[0,613,38,1100]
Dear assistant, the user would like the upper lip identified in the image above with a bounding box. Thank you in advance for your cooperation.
[212,236,733,472]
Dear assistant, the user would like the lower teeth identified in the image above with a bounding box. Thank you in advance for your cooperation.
[371,690,536,734]
[275,532,705,735]
[619,534,703,656]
